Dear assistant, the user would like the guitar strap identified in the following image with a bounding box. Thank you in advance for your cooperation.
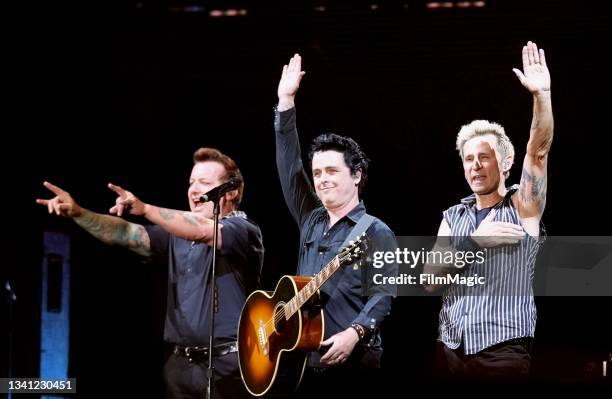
[321,213,376,297]
[341,213,375,249]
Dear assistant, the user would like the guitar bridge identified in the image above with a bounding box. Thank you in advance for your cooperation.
[257,320,268,356]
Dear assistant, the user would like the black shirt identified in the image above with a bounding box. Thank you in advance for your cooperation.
[274,107,396,342]
[146,213,264,345]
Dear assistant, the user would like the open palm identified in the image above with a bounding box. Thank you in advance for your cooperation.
[513,41,550,94]
[278,54,306,99]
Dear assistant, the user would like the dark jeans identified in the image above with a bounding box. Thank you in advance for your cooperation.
[292,366,383,399]
[292,348,385,399]
[436,339,532,383]
[163,351,250,399]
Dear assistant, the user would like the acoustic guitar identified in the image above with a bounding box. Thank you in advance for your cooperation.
[237,233,368,396]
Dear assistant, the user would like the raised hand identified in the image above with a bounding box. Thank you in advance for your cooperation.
[277,53,306,108]
[470,208,526,247]
[512,41,550,95]
[36,181,83,218]
[107,183,146,217]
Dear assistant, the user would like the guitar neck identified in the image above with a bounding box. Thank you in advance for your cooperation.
[284,255,343,320]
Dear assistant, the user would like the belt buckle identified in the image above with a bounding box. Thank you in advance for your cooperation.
[184,346,193,363]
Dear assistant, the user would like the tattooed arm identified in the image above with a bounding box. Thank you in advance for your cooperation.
[142,205,220,247]
[106,183,220,247]
[512,41,553,235]
[75,210,151,256]
[36,181,151,257]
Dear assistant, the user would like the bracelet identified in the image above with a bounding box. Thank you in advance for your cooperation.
[350,323,366,341]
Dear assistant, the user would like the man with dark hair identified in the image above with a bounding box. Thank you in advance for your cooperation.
[37,147,264,399]
[308,133,370,194]
[274,54,397,396]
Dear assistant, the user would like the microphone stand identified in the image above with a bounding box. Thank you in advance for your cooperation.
[5,281,17,399]
[206,198,221,399]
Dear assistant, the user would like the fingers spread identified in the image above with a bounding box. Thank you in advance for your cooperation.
[43,181,65,196]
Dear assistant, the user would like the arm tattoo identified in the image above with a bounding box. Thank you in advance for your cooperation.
[76,211,125,244]
[181,212,204,226]
[159,208,177,220]
[520,167,547,213]
[125,224,151,256]
[159,207,203,226]
[531,116,540,131]
[75,211,150,256]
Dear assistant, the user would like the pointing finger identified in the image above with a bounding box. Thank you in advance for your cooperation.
[108,183,126,196]
[43,181,66,196]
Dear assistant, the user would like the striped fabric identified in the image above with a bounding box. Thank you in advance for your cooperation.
[439,185,544,355]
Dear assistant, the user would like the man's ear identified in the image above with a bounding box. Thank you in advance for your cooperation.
[502,155,514,173]
[225,190,238,202]
[354,170,362,186]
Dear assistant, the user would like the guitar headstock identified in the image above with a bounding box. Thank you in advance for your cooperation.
[338,232,369,267]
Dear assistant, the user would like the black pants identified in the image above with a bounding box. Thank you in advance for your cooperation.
[292,348,385,399]
[436,339,532,383]
[291,366,383,399]
[163,351,250,399]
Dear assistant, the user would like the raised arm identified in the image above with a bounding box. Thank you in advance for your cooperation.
[36,181,151,257]
[107,183,221,247]
[512,41,553,233]
[275,54,320,225]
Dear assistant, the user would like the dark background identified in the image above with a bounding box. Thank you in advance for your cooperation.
[2,0,611,397]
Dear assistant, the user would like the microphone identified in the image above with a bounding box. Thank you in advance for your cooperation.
[199,178,241,203]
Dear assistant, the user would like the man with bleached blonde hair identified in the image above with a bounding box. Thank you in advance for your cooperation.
[456,120,515,179]
[424,41,554,382]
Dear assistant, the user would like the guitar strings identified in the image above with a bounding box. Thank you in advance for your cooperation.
[261,250,355,335]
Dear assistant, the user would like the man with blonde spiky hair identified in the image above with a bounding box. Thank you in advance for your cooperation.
[424,41,554,382]
[456,120,515,179]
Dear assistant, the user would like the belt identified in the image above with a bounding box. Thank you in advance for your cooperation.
[173,342,238,363]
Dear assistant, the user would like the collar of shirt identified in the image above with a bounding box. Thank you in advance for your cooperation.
[319,201,366,228]
[221,210,247,220]
[460,184,519,208]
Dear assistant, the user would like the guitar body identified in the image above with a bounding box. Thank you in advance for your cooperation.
[238,275,324,396]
